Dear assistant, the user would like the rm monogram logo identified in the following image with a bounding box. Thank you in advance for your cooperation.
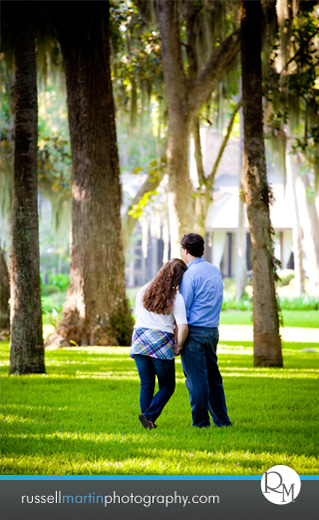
[261,465,301,505]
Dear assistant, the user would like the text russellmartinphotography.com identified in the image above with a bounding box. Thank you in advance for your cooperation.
[21,491,220,508]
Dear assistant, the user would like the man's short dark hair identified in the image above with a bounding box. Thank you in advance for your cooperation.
[181,233,205,257]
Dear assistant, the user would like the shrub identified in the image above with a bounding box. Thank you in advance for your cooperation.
[223,277,236,293]
[276,269,295,287]
[41,284,61,296]
[222,294,252,311]
[49,273,70,292]
[221,295,319,311]
[41,293,66,314]
[109,299,135,346]
[279,296,319,311]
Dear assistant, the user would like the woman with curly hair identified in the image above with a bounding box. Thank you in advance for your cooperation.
[130,258,188,429]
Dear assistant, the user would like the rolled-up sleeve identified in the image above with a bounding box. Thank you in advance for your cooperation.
[179,271,194,320]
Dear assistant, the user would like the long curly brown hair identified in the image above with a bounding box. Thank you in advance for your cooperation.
[142,258,187,315]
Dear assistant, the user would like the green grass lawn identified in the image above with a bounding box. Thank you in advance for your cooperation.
[220,310,319,328]
[1,327,318,476]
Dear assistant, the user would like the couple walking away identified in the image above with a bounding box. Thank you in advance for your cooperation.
[130,233,232,430]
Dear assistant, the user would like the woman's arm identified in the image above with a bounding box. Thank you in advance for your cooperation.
[174,324,188,356]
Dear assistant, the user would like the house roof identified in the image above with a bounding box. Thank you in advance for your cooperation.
[200,129,294,232]
[205,182,294,231]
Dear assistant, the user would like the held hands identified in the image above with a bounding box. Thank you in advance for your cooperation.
[174,323,188,357]
[174,342,180,356]
[174,341,185,356]
[173,327,179,356]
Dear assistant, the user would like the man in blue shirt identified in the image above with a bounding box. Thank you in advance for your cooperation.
[179,233,232,428]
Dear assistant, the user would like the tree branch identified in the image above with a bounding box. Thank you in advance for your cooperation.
[188,29,241,117]
[280,26,319,74]
[207,98,242,185]
[184,0,199,82]
[192,117,205,185]
[154,0,188,106]
[122,167,165,251]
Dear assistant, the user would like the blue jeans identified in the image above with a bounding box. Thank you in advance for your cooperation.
[181,325,232,428]
[133,354,175,424]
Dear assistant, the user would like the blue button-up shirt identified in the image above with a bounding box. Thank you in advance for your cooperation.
[179,257,223,327]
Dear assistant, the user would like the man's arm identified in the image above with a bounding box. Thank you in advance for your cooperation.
[179,272,194,319]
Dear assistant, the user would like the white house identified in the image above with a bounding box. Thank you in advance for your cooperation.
[124,127,317,287]
[200,129,294,276]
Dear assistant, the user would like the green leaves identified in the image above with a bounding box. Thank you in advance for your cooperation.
[263,3,319,181]
[128,189,159,219]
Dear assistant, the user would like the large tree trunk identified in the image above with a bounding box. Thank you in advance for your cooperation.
[46,2,133,347]
[167,113,194,257]
[286,147,319,290]
[9,5,45,374]
[295,170,319,288]
[235,188,247,300]
[0,250,10,333]
[286,139,306,294]
[235,83,247,300]
[240,0,282,367]
[155,0,240,256]
[301,177,319,287]
[155,0,193,256]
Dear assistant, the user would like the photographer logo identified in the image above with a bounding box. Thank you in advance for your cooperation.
[261,465,301,505]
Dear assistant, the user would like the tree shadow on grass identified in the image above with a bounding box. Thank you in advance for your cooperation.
[2,371,319,475]
[2,424,317,475]
[1,343,318,475]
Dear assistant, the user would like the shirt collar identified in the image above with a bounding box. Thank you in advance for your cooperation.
[187,257,205,269]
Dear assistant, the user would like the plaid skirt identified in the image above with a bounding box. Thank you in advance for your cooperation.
[130,327,175,360]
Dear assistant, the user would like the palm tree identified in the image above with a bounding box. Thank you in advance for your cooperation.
[240,0,282,367]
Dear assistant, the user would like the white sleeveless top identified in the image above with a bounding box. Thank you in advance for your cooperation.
[134,284,187,334]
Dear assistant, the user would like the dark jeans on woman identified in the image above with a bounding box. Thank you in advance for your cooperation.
[134,354,175,424]
[181,325,232,428]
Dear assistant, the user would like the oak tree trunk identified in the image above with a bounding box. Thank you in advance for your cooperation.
[167,113,194,257]
[235,191,247,300]
[286,139,306,295]
[240,0,282,367]
[47,2,133,347]
[0,250,10,333]
[300,174,319,287]
[155,0,240,256]
[155,0,193,256]
[9,5,45,374]
[235,86,247,300]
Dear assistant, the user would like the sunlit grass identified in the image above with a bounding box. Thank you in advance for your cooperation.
[1,334,318,476]
[220,310,319,328]
[41,310,319,340]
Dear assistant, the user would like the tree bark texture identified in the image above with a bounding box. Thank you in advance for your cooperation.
[286,139,306,295]
[286,147,319,289]
[298,172,319,287]
[48,2,133,347]
[0,250,10,332]
[192,118,205,186]
[240,0,282,367]
[155,0,193,255]
[9,5,45,374]
[155,0,240,256]
[235,85,247,300]
[235,191,247,300]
